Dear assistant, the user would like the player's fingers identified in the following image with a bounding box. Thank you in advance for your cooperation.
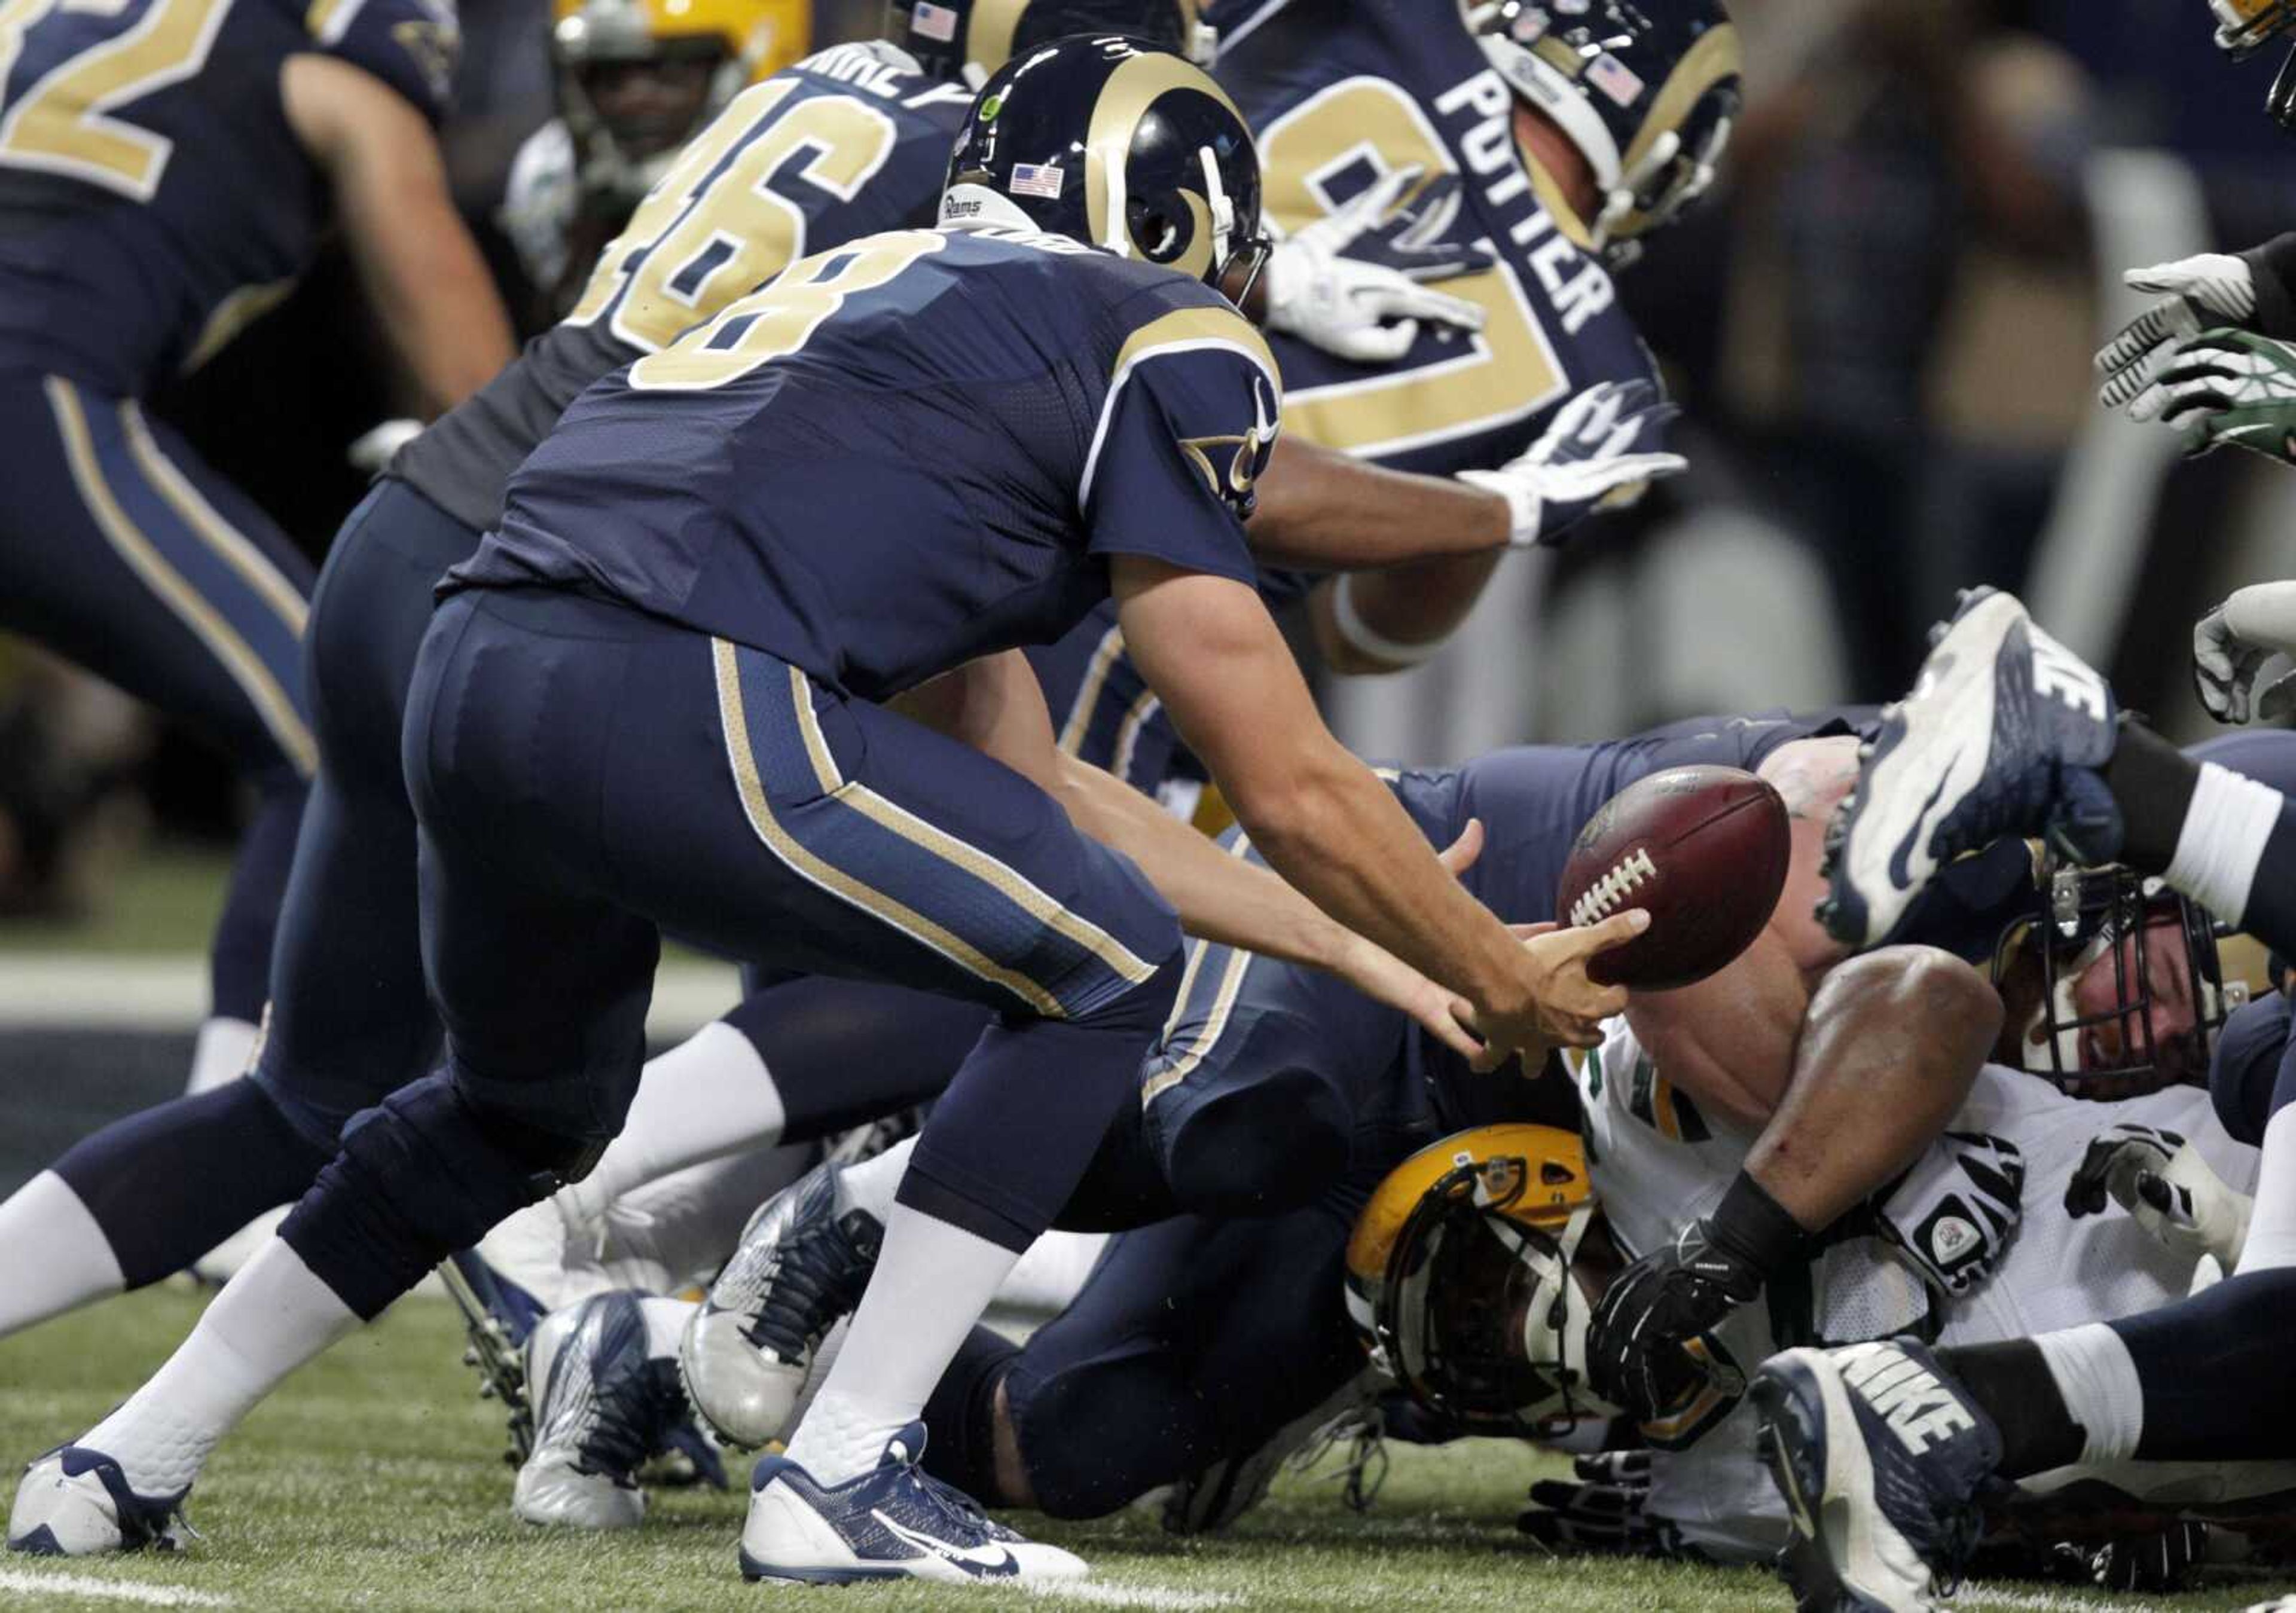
[1561,907,1651,959]
[1334,319,1419,364]
[1349,161,1421,222]
[1437,815,1486,878]
[1378,282,1485,328]
[1593,451,1689,487]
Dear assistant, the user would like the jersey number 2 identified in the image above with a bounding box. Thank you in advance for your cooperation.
[0,0,232,200]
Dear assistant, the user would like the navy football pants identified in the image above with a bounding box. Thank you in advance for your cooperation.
[279,586,1183,1316]
[0,369,313,1022]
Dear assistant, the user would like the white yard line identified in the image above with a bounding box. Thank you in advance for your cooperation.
[1962,1585,2167,1613]
[1024,1581,1238,1612]
[0,1566,233,1607]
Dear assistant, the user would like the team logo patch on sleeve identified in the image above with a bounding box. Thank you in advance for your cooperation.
[1177,375,1278,515]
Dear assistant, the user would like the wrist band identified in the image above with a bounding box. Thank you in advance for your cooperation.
[1330,572,1445,667]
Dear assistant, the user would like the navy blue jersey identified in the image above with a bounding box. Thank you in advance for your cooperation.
[0,0,454,393]
[1210,0,1659,475]
[455,226,1279,701]
[393,42,973,533]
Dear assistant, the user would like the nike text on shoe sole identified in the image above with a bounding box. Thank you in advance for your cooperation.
[1752,1351,1930,1613]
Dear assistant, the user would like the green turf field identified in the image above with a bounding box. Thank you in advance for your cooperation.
[0,1288,2276,1611]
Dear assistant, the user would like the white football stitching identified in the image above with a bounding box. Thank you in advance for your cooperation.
[1570,847,1656,928]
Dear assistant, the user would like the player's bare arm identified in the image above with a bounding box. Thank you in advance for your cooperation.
[1246,438,1509,568]
[1113,557,1643,1060]
[282,55,515,417]
[897,650,1489,1061]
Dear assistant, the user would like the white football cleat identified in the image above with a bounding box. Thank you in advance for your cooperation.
[681,1162,880,1449]
[8,1447,187,1556]
[740,1422,1085,1585]
[514,1291,697,1529]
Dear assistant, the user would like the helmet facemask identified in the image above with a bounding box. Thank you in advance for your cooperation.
[1993,862,2240,1101]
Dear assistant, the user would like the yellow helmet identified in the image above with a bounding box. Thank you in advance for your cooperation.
[551,0,811,204]
[1343,1125,1614,1438]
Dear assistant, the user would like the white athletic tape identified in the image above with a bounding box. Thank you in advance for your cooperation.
[0,1568,233,1607]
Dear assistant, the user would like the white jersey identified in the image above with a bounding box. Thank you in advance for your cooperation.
[1572,1018,2261,1560]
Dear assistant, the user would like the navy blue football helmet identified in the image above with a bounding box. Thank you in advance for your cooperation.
[884,0,1213,88]
[938,33,1267,305]
[1463,0,1740,265]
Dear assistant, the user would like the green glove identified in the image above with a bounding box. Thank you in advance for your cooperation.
[2148,325,2296,465]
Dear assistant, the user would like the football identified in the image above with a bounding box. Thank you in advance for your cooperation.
[1556,765,1791,991]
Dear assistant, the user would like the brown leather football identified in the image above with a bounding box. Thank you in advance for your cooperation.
[1557,765,1791,990]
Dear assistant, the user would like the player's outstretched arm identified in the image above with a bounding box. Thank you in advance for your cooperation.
[283,54,515,418]
[1113,556,1643,1060]
[894,651,1490,1059]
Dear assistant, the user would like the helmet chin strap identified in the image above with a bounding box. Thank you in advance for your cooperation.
[1198,143,1235,270]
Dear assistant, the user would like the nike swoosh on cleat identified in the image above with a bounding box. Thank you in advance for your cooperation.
[873,1511,1017,1575]
[1886,760,1958,894]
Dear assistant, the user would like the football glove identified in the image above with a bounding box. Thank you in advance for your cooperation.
[2194,581,2296,723]
[2097,253,2257,417]
[1516,1451,1656,1557]
[1873,1131,2025,1298]
[2066,1122,2254,1269]
[1262,166,1491,365]
[2073,1521,2212,1594]
[1458,380,1686,548]
[1585,1219,1761,1423]
[2142,326,2296,463]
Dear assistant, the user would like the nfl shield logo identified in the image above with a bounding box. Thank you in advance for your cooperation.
[1009,163,1064,199]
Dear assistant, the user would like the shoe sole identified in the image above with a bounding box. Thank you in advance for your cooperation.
[1823,590,2018,951]
[439,1255,533,1461]
[738,1546,1031,1585]
[1752,1352,1923,1613]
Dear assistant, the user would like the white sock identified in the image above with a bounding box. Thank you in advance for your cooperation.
[781,1203,1019,1486]
[558,1022,783,1224]
[837,1136,914,1223]
[2032,1322,2144,1465]
[994,1231,1108,1319]
[184,1016,259,1096]
[0,1171,124,1340]
[2237,1105,2296,1273]
[2163,762,2282,927]
[638,1294,697,1359]
[82,1238,358,1496]
[606,1144,811,1293]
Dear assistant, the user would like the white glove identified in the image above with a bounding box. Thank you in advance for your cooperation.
[2065,1122,2253,1269]
[2193,581,2296,723]
[1458,380,1686,547]
[1263,166,1488,364]
[2097,253,2258,417]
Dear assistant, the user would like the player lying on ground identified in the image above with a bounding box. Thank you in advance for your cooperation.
[1755,586,2296,1610]
[0,0,1693,1347]
[8,39,1666,1587]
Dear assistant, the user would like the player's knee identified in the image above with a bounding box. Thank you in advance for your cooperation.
[2210,994,2294,1147]
[1164,1067,1351,1217]
[1814,945,1999,1053]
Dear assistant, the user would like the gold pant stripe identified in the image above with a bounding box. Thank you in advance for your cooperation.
[716,643,1072,1017]
[120,401,308,636]
[1055,623,1125,757]
[45,377,316,776]
[1110,687,1161,784]
[1138,832,1259,1105]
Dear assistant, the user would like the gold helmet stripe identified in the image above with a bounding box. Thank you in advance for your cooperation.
[1085,48,1249,269]
[964,0,1030,79]
[1619,22,1741,179]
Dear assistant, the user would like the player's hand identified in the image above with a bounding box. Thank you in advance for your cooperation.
[2075,1521,2211,1593]
[2096,253,2257,416]
[2066,1122,2253,1268]
[1584,1220,1758,1422]
[1460,910,1644,1068]
[1516,1451,1657,1557]
[1263,166,1491,364]
[2139,326,2296,462]
[2193,582,2296,723]
[1457,380,1686,548]
[1332,820,1494,1062]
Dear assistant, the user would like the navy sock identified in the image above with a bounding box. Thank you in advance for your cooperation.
[2103,722,2197,873]
[2113,1269,2296,1462]
[918,1325,1021,1503]
[209,778,306,1024]
[1934,1340,2081,1480]
[53,1077,330,1288]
